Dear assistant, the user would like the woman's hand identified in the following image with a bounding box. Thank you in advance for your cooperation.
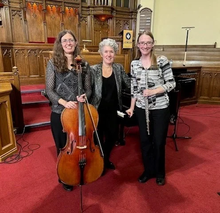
[126,108,134,118]
[65,101,77,109]
[143,89,154,97]
[143,87,165,97]
[77,94,86,103]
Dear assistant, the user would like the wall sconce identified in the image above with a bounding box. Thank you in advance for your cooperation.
[94,14,113,22]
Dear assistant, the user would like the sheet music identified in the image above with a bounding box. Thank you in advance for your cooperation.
[117,110,126,118]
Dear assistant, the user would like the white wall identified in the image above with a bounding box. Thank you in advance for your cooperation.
[139,0,220,47]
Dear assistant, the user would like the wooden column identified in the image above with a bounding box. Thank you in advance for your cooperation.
[0,83,17,162]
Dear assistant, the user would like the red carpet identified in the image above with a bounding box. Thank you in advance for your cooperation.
[21,84,50,127]
[22,103,51,125]
[0,104,220,213]
[20,84,45,92]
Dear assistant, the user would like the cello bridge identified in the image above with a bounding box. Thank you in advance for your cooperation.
[76,145,87,149]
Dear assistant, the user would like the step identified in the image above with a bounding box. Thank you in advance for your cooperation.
[21,85,49,104]
[20,84,51,131]
[25,121,50,128]
[24,122,51,132]
[21,92,49,104]
[21,84,45,93]
[22,103,51,126]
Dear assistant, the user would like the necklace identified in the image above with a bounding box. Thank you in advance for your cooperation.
[102,66,112,78]
[102,65,112,69]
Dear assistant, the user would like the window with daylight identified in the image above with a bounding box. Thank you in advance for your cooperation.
[139,8,152,33]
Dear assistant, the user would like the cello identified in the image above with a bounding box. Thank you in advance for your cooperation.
[57,55,104,188]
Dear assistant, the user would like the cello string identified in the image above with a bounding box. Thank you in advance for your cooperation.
[84,97,104,157]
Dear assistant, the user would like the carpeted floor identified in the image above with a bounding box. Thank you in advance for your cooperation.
[0,104,220,213]
[21,84,50,127]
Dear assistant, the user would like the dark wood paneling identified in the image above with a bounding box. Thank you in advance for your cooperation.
[199,67,220,104]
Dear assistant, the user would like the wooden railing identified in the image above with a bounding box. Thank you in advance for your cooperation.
[94,0,112,6]
[154,44,220,67]
[154,43,217,51]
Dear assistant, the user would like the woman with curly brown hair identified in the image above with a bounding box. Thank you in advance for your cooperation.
[45,30,92,191]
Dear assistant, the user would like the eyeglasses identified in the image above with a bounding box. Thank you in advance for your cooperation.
[138,41,153,46]
[61,39,75,44]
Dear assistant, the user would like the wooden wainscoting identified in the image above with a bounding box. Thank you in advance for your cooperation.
[0,42,130,85]
[198,66,220,104]
[154,44,220,67]
[42,51,130,80]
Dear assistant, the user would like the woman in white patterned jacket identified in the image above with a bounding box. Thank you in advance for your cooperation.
[126,31,176,186]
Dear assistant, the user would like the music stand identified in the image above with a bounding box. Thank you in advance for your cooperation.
[168,87,191,151]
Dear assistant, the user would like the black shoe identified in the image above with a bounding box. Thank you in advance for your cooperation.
[62,184,73,191]
[101,169,105,176]
[115,140,125,146]
[105,161,115,170]
[138,172,154,183]
[156,178,165,186]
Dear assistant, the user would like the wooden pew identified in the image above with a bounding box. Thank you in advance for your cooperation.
[81,52,129,73]
[0,67,24,133]
[155,48,220,67]
[42,51,130,77]
[154,44,217,52]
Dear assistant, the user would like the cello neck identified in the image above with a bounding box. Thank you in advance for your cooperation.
[76,57,86,137]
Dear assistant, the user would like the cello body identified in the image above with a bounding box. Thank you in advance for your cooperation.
[57,103,104,186]
[57,55,104,186]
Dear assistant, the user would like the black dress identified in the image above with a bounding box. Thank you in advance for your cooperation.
[97,72,118,163]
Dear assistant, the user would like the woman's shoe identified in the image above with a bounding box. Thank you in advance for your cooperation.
[62,184,73,191]
[105,161,115,170]
[156,178,165,186]
[138,172,155,183]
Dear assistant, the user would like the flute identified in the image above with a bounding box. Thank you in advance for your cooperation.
[145,71,150,135]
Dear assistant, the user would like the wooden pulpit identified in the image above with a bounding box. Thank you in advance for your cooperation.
[0,83,17,162]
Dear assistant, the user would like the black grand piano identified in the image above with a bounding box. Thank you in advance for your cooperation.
[117,67,196,147]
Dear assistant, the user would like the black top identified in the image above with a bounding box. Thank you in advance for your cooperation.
[98,72,118,112]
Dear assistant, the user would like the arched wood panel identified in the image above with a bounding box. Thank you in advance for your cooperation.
[45,5,61,38]
[27,49,41,77]
[26,3,44,42]
[63,7,79,37]
[11,9,26,42]
[1,48,13,72]
[93,19,109,46]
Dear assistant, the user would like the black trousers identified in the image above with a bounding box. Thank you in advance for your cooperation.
[50,112,67,155]
[135,107,170,178]
[97,110,118,163]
